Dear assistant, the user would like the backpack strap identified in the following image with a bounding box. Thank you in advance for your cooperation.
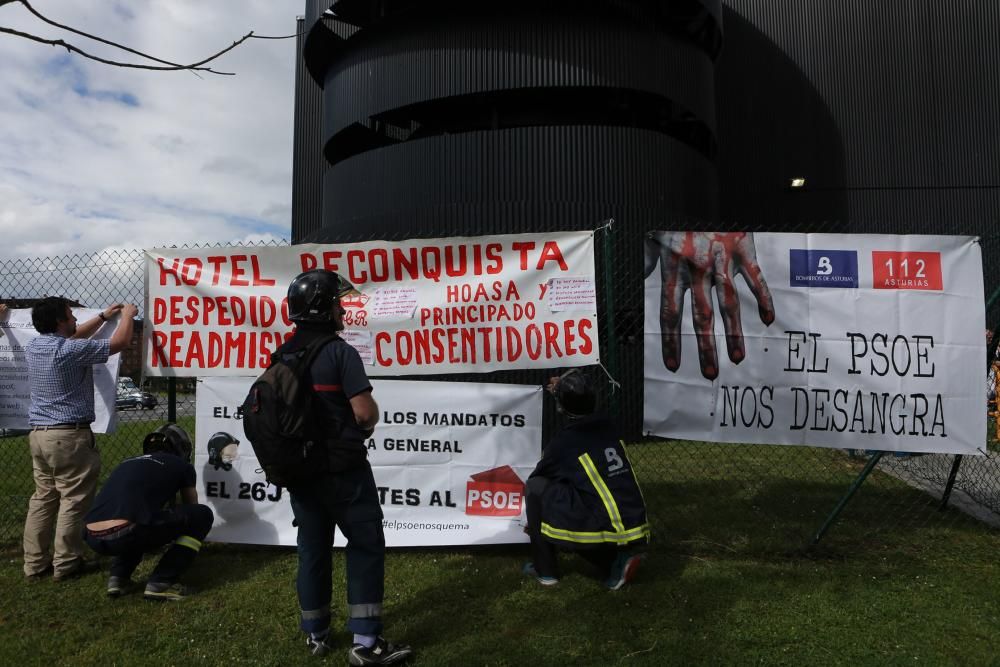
[296,334,341,376]
[288,334,346,446]
[269,333,341,370]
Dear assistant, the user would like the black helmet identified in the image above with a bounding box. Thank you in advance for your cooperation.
[207,431,240,471]
[287,270,359,322]
[553,369,596,417]
[142,423,193,461]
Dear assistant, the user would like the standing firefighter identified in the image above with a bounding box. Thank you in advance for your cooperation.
[83,424,213,600]
[524,369,650,588]
[251,270,411,664]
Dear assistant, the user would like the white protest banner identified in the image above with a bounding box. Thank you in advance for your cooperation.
[0,308,121,433]
[643,232,985,455]
[145,232,598,377]
[195,377,542,547]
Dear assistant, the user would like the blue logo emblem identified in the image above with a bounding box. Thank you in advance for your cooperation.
[789,249,858,288]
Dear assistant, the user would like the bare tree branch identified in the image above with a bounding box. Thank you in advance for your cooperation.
[18,0,215,71]
[0,26,256,74]
[0,22,270,76]
[251,31,307,40]
[0,1,294,76]
[0,0,305,75]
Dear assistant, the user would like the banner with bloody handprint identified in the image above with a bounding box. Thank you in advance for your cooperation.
[643,232,984,455]
[143,232,598,377]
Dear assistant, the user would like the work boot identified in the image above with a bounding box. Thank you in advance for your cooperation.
[143,581,190,601]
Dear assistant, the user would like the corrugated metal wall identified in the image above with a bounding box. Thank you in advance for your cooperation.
[295,1,1000,240]
[291,17,326,241]
[293,0,1000,238]
[320,13,716,158]
[717,0,1000,245]
[293,0,723,247]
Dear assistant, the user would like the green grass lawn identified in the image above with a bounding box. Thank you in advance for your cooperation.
[1,436,1000,664]
[2,517,998,665]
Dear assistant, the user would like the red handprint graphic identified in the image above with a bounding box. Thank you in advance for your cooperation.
[644,232,775,380]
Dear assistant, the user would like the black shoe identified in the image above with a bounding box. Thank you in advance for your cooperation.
[348,637,413,666]
[107,575,134,598]
[143,581,190,601]
[306,632,335,657]
[522,561,559,587]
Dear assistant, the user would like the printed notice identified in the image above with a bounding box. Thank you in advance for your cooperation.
[372,287,419,320]
[0,308,120,432]
[546,277,597,312]
[341,329,375,365]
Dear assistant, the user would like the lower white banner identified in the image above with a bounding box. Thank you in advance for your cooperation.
[195,378,542,547]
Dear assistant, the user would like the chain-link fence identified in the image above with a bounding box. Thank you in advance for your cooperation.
[1,232,998,552]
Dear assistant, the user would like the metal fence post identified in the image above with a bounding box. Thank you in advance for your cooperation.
[168,377,177,424]
[599,219,620,417]
[811,451,884,546]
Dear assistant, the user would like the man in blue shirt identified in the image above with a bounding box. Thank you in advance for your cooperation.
[23,296,138,582]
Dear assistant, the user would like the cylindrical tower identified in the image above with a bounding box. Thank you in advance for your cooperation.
[300,0,722,241]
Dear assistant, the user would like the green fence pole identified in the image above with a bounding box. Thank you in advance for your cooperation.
[599,219,619,416]
[939,454,964,511]
[811,451,884,546]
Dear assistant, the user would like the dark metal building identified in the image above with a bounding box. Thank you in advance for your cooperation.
[716,0,1000,239]
[292,0,1000,435]
[294,0,1000,242]
[294,0,723,244]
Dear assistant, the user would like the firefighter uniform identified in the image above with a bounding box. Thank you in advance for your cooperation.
[526,414,649,579]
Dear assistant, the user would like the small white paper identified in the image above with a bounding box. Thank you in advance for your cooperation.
[546,277,597,312]
[341,329,374,365]
[372,287,419,320]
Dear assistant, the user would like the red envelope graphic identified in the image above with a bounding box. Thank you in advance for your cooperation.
[466,465,525,517]
[341,293,370,308]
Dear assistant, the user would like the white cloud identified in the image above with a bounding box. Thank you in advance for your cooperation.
[0,0,298,260]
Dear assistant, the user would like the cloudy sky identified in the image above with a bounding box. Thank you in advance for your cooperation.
[0,0,299,261]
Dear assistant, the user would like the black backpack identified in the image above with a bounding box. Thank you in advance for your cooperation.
[241,334,339,488]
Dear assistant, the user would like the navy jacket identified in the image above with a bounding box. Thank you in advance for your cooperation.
[530,414,650,548]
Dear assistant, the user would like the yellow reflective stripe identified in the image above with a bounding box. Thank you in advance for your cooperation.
[175,535,202,552]
[578,453,625,533]
[541,521,651,545]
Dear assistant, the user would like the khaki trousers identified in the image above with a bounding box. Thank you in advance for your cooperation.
[23,428,101,577]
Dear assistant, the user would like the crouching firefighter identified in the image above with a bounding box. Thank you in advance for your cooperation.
[523,369,650,589]
[272,269,412,664]
[83,423,213,600]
